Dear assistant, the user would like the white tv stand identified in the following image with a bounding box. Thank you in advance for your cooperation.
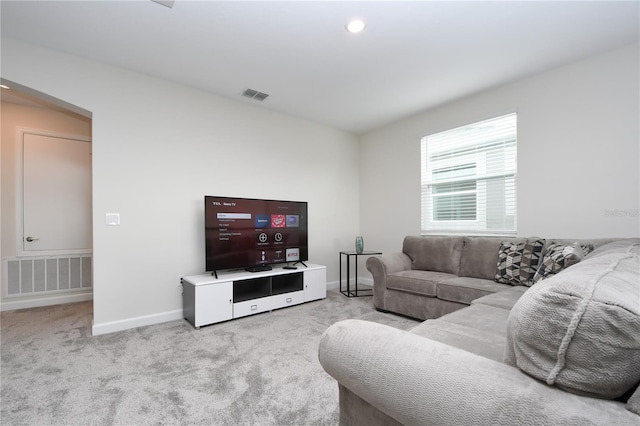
[182,263,326,328]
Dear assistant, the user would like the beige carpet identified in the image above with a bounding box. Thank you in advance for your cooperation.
[1,289,418,425]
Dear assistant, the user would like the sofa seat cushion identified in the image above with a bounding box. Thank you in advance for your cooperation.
[386,270,455,297]
[437,276,512,305]
[410,303,511,362]
[471,286,528,310]
[505,241,640,400]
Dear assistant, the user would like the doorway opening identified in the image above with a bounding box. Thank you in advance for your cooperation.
[1,79,93,312]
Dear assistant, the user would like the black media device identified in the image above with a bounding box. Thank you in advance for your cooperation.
[205,196,309,276]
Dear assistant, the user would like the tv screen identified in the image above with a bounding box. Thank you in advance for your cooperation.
[205,196,308,272]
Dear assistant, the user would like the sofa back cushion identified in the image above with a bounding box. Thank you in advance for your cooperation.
[504,241,640,400]
[402,236,464,275]
[586,238,639,259]
[459,237,524,280]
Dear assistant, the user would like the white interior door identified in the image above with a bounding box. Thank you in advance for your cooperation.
[22,132,92,253]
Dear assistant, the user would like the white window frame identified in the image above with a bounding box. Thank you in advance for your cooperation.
[421,113,517,236]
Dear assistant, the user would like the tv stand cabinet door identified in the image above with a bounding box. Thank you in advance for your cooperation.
[304,267,326,302]
[196,282,233,327]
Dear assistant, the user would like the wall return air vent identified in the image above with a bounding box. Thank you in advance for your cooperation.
[242,89,269,101]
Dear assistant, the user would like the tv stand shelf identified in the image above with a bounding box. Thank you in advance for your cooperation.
[182,263,326,328]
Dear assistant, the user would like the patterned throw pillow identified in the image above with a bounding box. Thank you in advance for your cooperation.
[532,242,587,283]
[581,243,594,257]
[495,238,546,286]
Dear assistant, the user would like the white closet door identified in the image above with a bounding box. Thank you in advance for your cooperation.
[22,133,92,252]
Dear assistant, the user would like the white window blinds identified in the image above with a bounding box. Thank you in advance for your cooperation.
[421,113,517,236]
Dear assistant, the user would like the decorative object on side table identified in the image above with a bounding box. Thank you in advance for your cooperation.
[355,236,364,254]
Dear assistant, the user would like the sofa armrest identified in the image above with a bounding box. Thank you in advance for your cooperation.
[319,319,637,426]
[366,253,412,309]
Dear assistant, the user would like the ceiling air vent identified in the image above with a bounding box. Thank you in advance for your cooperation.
[242,88,269,102]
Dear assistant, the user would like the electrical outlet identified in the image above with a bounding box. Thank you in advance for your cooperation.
[177,276,184,287]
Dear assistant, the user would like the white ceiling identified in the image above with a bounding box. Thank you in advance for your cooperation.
[1,1,639,134]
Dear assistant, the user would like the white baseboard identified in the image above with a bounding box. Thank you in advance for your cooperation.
[360,277,374,286]
[326,280,339,290]
[0,291,93,312]
[326,278,373,291]
[92,309,183,336]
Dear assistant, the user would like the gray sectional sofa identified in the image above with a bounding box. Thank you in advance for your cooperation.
[365,235,610,321]
[319,236,640,425]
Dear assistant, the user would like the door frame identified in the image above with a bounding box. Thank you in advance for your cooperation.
[15,127,92,257]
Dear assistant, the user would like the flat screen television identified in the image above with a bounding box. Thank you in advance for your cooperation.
[205,196,308,274]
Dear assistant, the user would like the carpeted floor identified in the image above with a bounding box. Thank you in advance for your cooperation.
[1,289,418,425]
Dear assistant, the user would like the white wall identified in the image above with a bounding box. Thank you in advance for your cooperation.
[360,44,640,256]
[1,39,360,333]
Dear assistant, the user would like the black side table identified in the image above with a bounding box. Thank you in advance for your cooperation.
[339,251,382,297]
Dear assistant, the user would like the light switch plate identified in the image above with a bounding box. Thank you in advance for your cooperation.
[105,213,120,226]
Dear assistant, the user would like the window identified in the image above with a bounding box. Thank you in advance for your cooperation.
[421,113,517,235]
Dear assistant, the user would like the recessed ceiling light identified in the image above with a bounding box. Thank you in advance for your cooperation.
[346,19,366,34]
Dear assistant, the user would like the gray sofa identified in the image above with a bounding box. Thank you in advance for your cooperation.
[319,237,640,425]
[365,235,614,321]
